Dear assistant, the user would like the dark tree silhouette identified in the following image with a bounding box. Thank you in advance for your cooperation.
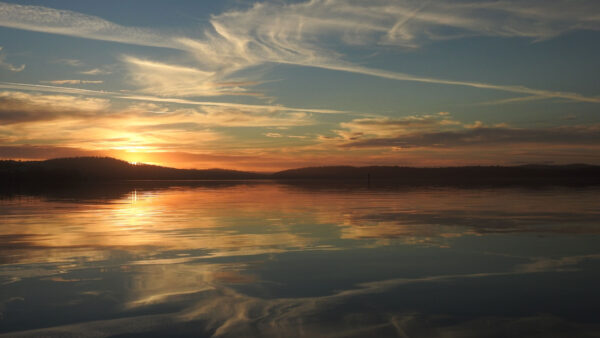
[2,157,599,187]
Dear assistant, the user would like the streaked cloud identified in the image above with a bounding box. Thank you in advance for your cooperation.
[40,80,103,85]
[0,1,599,168]
[54,58,84,67]
[119,94,345,115]
[308,62,600,103]
[122,56,260,97]
[195,106,312,127]
[0,82,113,96]
[177,0,600,102]
[0,145,105,160]
[0,2,176,49]
[341,124,600,148]
[0,91,109,124]
[79,68,111,75]
[0,46,24,72]
[338,113,460,139]
[0,90,316,163]
[3,1,598,50]
[0,82,346,115]
[2,87,598,168]
[1,1,599,102]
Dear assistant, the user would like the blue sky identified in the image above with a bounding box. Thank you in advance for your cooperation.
[0,0,599,170]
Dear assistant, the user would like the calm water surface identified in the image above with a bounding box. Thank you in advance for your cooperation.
[1,182,599,337]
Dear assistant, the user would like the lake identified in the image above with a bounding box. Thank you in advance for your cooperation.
[1,182,599,337]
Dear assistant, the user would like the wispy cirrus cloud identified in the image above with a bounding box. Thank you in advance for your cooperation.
[40,80,103,85]
[181,0,600,71]
[122,56,261,97]
[53,59,114,75]
[0,90,315,127]
[0,82,346,115]
[338,113,460,140]
[301,61,600,103]
[79,68,111,75]
[0,90,317,161]
[175,0,600,102]
[0,2,176,49]
[1,1,599,102]
[0,100,221,156]
[0,46,24,72]
[0,91,109,124]
[340,124,600,149]
[54,58,84,67]
[0,145,106,160]
[3,1,599,54]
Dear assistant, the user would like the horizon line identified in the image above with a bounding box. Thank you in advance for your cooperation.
[1,155,597,174]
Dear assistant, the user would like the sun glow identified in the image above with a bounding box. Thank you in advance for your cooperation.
[113,148,153,166]
[112,145,152,152]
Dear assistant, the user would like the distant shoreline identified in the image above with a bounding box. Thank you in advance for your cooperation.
[2,157,600,188]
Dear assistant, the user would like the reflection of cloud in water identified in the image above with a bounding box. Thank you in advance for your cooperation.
[0,186,324,266]
[515,254,600,273]
[339,209,600,247]
[1,184,600,336]
[124,262,258,309]
[1,185,599,283]
[3,186,599,256]
[4,253,600,337]
[6,312,598,337]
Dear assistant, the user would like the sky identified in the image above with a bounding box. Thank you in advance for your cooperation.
[0,0,599,171]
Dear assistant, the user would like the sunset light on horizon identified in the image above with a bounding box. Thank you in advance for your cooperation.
[0,1,599,170]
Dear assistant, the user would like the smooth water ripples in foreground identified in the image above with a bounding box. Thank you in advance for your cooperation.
[1,182,599,337]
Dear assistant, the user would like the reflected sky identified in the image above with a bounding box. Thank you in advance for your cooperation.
[1,183,600,337]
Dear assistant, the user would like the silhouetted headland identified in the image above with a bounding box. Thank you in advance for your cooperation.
[2,157,600,188]
[0,157,266,183]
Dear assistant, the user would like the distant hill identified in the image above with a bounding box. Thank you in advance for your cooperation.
[272,164,600,185]
[0,157,266,183]
[1,157,599,186]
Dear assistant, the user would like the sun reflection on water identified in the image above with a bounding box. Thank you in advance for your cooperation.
[1,184,600,336]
